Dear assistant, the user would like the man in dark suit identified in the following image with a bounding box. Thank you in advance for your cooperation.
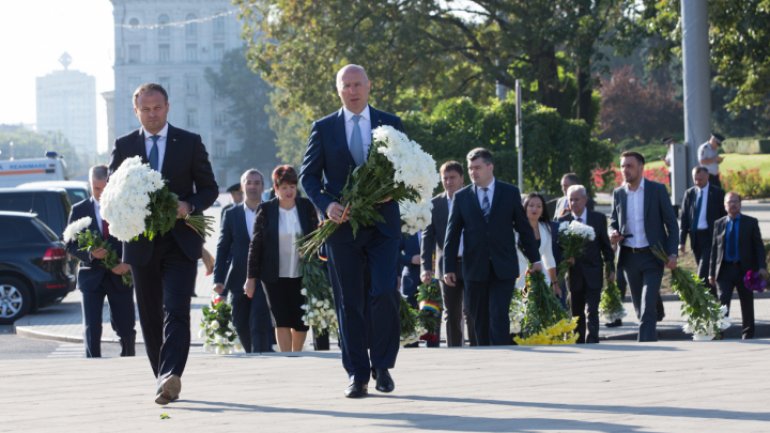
[299,65,402,398]
[610,151,679,342]
[553,173,595,220]
[558,185,615,344]
[443,148,542,346]
[109,83,218,405]
[213,169,273,353]
[709,192,768,339]
[420,161,476,347]
[679,166,727,295]
[66,165,136,358]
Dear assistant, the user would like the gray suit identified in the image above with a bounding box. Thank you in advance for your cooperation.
[420,192,475,346]
[610,179,679,341]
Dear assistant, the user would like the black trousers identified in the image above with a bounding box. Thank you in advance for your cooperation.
[131,236,197,380]
[691,229,716,297]
[465,263,515,346]
[230,290,274,353]
[567,269,601,344]
[81,286,136,357]
[439,262,476,347]
[717,262,755,339]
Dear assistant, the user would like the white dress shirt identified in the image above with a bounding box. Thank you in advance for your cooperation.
[694,184,710,230]
[278,206,302,278]
[243,202,258,240]
[474,177,495,210]
[142,123,169,172]
[343,106,372,159]
[623,178,649,248]
[572,208,588,224]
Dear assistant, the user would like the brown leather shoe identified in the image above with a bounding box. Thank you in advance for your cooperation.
[155,374,181,405]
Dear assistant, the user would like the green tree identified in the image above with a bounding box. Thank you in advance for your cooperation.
[204,48,277,176]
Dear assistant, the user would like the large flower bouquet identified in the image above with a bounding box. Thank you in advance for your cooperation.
[299,126,438,256]
[652,247,729,340]
[300,254,339,338]
[100,156,214,242]
[63,217,132,286]
[515,272,578,345]
[599,266,626,323]
[416,280,442,345]
[399,296,426,347]
[199,295,242,355]
[557,220,596,280]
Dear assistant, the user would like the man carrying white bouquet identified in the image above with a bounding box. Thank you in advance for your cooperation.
[108,83,218,405]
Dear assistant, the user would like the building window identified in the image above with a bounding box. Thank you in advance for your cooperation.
[186,109,198,128]
[214,112,226,128]
[158,76,171,96]
[213,43,225,61]
[185,43,197,62]
[158,14,170,38]
[128,45,141,63]
[158,44,170,63]
[214,15,225,38]
[214,139,226,158]
[185,75,198,96]
[185,13,197,39]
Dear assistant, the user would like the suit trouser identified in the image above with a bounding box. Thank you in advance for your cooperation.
[81,286,136,357]
[692,229,716,297]
[131,236,196,379]
[326,226,400,383]
[229,290,274,353]
[567,270,601,344]
[717,262,755,339]
[440,262,476,347]
[621,249,663,342]
[465,263,515,346]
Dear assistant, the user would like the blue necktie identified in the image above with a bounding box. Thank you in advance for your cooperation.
[692,190,703,232]
[726,219,737,261]
[149,135,160,171]
[481,187,490,221]
[349,115,365,166]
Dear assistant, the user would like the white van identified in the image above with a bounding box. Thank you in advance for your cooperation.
[0,152,69,188]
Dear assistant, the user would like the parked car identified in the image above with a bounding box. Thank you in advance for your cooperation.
[0,187,71,237]
[0,211,75,324]
[17,180,90,207]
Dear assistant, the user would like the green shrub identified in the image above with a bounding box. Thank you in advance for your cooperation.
[721,168,770,199]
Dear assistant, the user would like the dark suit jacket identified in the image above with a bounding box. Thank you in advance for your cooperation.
[246,197,319,284]
[214,203,253,295]
[108,124,218,266]
[709,214,767,280]
[558,210,615,289]
[443,180,540,281]
[679,184,726,245]
[610,179,679,261]
[399,233,421,295]
[299,106,404,241]
[66,198,129,292]
[421,192,450,275]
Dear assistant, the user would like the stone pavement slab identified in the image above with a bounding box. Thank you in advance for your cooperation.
[1,341,769,433]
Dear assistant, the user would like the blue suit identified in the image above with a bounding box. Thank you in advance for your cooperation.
[443,180,540,345]
[214,203,273,353]
[66,198,136,357]
[300,106,403,383]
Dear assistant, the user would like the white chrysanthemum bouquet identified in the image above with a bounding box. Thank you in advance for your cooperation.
[101,156,213,242]
[63,216,133,286]
[557,220,596,280]
[199,296,242,355]
[299,126,438,256]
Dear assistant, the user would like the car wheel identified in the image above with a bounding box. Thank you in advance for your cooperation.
[0,277,32,325]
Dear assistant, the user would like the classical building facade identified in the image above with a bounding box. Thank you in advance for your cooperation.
[36,53,97,163]
[111,0,244,185]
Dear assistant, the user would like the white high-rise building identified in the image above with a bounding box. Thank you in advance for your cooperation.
[36,53,97,162]
[111,0,244,185]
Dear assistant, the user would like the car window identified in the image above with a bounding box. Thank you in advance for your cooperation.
[0,217,45,244]
[30,218,60,242]
[0,194,35,214]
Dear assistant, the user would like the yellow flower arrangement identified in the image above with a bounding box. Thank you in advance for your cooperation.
[514,317,579,345]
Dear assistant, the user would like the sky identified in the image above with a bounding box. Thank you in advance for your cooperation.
[0,0,115,152]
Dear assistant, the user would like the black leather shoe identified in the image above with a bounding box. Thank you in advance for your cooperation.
[372,368,394,393]
[344,381,368,398]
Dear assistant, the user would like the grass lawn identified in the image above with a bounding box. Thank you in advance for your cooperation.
[646,153,770,177]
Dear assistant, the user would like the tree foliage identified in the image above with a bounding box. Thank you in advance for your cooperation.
[0,125,87,178]
[204,48,277,176]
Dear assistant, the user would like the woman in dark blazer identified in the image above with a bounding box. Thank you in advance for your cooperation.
[245,165,319,352]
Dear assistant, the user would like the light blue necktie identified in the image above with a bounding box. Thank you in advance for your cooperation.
[481,187,490,221]
[349,115,365,166]
[149,135,160,171]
